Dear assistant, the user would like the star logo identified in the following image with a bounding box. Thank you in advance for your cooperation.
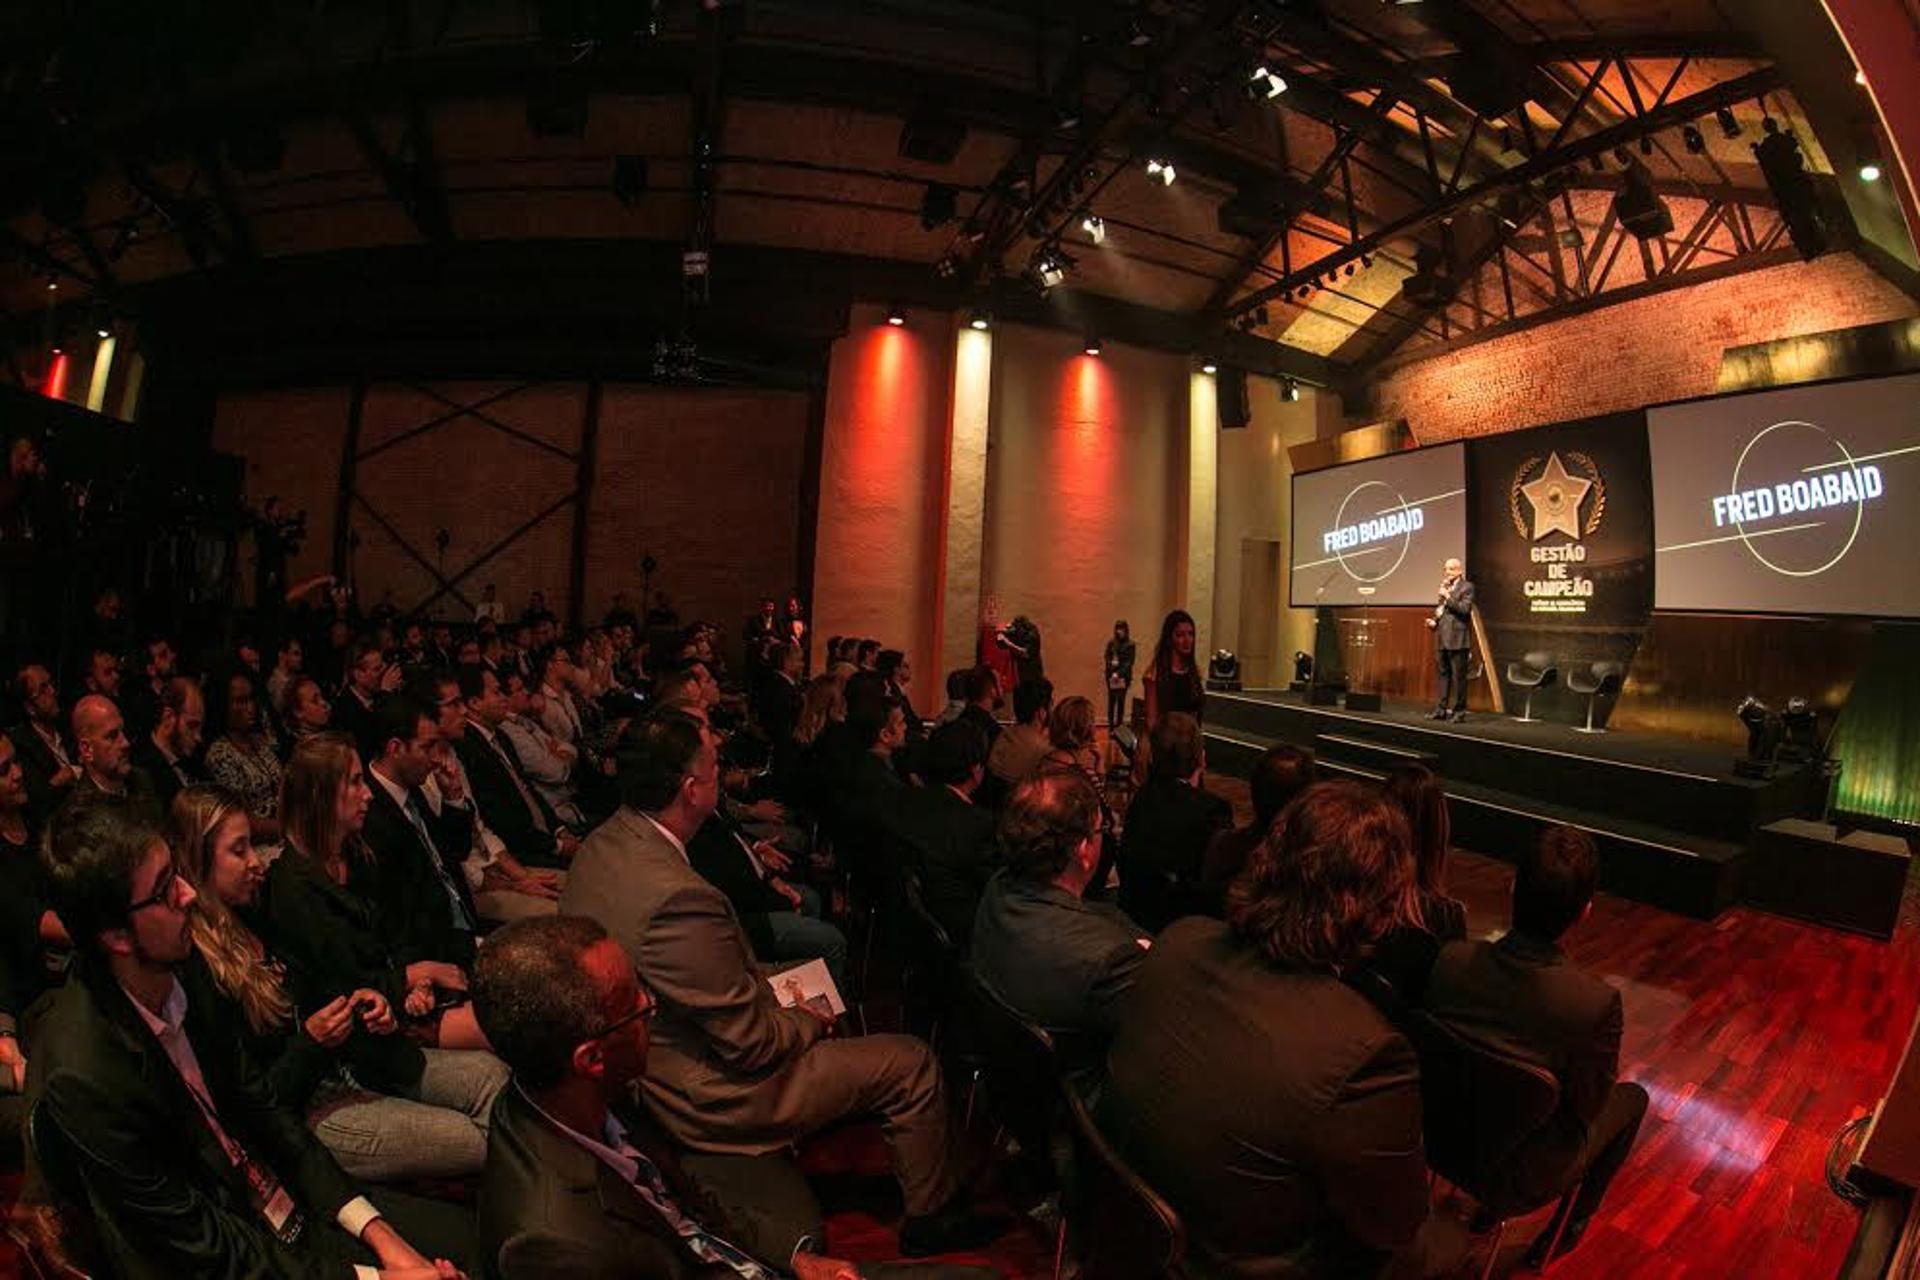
[1519,451,1594,541]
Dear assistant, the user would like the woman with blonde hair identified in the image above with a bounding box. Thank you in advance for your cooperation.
[177,781,505,1181]
[1040,694,1100,781]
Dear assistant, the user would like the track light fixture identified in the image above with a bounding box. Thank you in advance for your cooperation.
[1682,124,1706,154]
[966,307,991,331]
[1201,361,1217,375]
[1082,214,1106,244]
[886,303,906,326]
[1860,162,1882,183]
[1146,158,1176,186]
[1249,66,1287,99]
[1083,335,1102,356]
[1716,107,1741,139]
[1280,377,1301,403]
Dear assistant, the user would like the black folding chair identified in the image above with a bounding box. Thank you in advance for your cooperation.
[1403,1011,1585,1278]
[1057,1086,1187,1280]
[964,969,1064,1165]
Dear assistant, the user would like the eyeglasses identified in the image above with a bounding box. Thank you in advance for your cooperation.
[587,998,658,1041]
[128,864,188,914]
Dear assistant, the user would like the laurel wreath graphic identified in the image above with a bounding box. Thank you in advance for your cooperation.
[1509,451,1607,539]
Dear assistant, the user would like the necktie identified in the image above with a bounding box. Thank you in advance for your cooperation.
[404,792,475,932]
[489,729,555,834]
[616,1139,774,1279]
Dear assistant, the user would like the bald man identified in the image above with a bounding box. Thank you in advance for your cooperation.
[70,695,152,803]
[1426,556,1476,722]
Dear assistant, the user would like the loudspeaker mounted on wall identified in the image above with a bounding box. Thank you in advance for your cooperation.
[1217,366,1250,430]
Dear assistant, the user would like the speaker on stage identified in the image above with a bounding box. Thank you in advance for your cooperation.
[1217,367,1250,430]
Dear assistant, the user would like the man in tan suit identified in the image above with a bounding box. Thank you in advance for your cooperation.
[559,712,1004,1257]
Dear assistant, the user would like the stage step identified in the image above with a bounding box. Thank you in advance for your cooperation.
[1206,724,1746,919]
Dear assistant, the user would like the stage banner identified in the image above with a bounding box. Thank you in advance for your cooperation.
[1464,411,1653,726]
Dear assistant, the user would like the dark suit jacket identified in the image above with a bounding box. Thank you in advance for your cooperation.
[751,673,802,749]
[357,779,478,969]
[688,816,789,957]
[956,704,1001,752]
[1117,775,1233,933]
[971,873,1145,1078]
[130,736,208,814]
[9,721,74,829]
[890,785,999,947]
[1435,577,1475,650]
[456,723,563,866]
[30,956,365,1279]
[480,1086,817,1280]
[1100,917,1428,1280]
[1422,930,1622,1205]
[261,846,420,1043]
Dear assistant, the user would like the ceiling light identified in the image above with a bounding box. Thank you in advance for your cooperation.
[1250,66,1287,99]
[1854,69,1867,86]
[1280,377,1301,403]
[1860,162,1882,183]
[886,304,906,326]
[966,308,991,331]
[1083,335,1102,356]
[1201,361,1217,374]
[1716,107,1740,139]
[1146,158,1176,186]
[1032,248,1070,291]
[1682,124,1706,154]
[1082,214,1106,244]
[96,326,110,339]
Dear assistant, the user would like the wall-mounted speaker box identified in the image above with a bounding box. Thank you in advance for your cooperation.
[1745,818,1911,939]
[1217,367,1250,430]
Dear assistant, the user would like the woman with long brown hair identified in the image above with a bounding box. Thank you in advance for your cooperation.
[1383,762,1468,941]
[264,733,489,1052]
[178,782,504,1181]
[1142,608,1206,730]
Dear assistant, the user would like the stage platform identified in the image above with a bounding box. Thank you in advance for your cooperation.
[1203,689,1829,919]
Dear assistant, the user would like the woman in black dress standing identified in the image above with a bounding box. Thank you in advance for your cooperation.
[1143,609,1205,729]
[1103,620,1136,730]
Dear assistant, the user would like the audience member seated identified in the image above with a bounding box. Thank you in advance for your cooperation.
[1116,712,1231,933]
[876,649,923,743]
[417,672,563,924]
[123,633,180,739]
[932,669,967,728]
[455,666,579,868]
[284,675,335,755]
[206,666,285,842]
[0,733,64,1148]
[494,669,588,830]
[889,721,997,948]
[971,771,1147,1088]
[687,785,850,987]
[984,678,1051,789]
[1201,743,1317,895]
[954,666,1002,752]
[173,784,508,1182]
[359,696,482,972]
[11,662,80,822]
[1101,780,1429,1279]
[77,644,122,703]
[534,647,588,754]
[1423,826,1648,1269]
[780,671,848,807]
[264,733,488,1055]
[268,638,305,714]
[32,792,473,1276]
[1037,694,1099,783]
[131,674,210,812]
[752,641,806,751]
[71,693,154,804]
[558,714,1005,1256]
[1385,764,1468,942]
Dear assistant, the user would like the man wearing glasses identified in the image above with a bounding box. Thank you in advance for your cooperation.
[31,794,469,1279]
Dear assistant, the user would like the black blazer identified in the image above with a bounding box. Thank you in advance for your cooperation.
[261,846,417,1019]
[1434,577,1475,650]
[480,1086,817,1280]
[1100,917,1428,1279]
[889,785,999,947]
[130,736,208,814]
[455,726,563,867]
[9,721,73,830]
[29,955,365,1280]
[688,817,789,958]
[956,704,1001,751]
[1422,930,1623,1206]
[1116,775,1233,933]
[357,779,478,969]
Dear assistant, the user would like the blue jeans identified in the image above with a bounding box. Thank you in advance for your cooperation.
[765,884,848,987]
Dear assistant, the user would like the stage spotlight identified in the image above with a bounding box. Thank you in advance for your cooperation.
[1716,106,1741,139]
[1207,649,1242,690]
[1360,253,1373,268]
[1344,262,1356,276]
[1295,285,1311,301]
[1682,124,1706,154]
[886,304,906,326]
[1082,214,1106,243]
[1083,335,1102,356]
[1860,162,1882,183]
[1735,695,1779,771]
[1613,157,1674,239]
[1293,651,1314,684]
[966,308,991,331]
[1031,247,1071,291]
[1249,66,1287,99]
[1146,158,1176,186]
[1280,376,1301,402]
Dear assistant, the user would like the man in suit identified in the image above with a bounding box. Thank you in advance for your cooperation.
[457,665,579,868]
[971,770,1147,1086]
[31,793,468,1278]
[752,643,805,749]
[984,678,1051,788]
[335,640,393,759]
[360,694,480,970]
[473,913,858,1280]
[10,661,79,823]
[130,675,208,812]
[954,667,1001,753]
[887,721,996,947]
[1426,556,1476,722]
[874,651,923,743]
[1116,712,1231,934]
[559,714,1003,1257]
[1424,825,1648,1268]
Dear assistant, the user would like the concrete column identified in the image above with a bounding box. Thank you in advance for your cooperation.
[936,323,994,686]
[1185,371,1219,654]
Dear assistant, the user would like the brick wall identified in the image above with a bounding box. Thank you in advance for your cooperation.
[1360,252,1920,441]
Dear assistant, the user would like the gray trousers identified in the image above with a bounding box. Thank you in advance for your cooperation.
[309,1047,510,1182]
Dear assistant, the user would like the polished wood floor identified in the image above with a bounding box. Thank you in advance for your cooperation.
[5,781,1911,1278]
